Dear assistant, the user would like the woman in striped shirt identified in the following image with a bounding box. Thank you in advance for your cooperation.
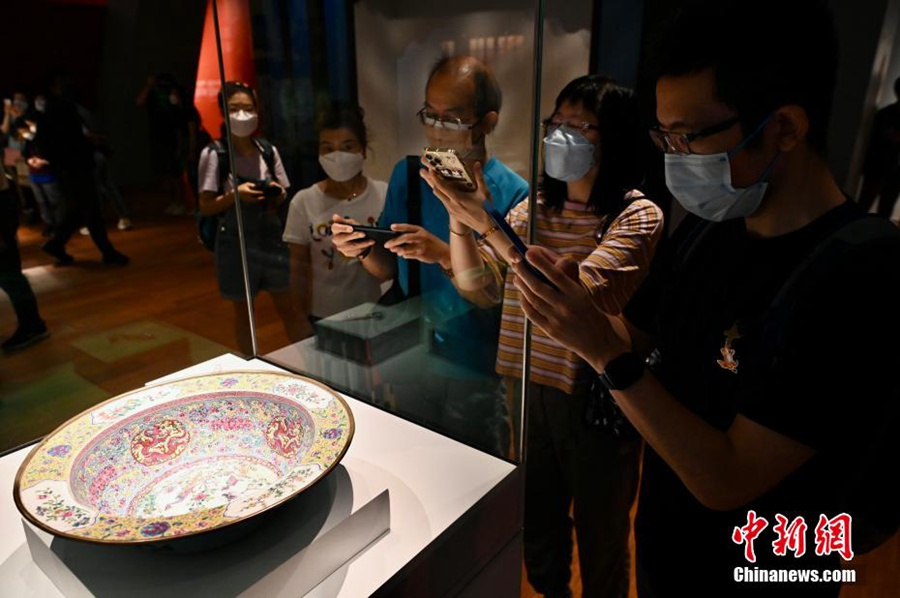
[422,75,664,598]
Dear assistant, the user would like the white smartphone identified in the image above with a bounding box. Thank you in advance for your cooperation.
[422,147,477,191]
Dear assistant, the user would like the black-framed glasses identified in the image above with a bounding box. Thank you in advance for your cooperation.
[542,117,600,135]
[417,107,478,131]
[649,116,740,155]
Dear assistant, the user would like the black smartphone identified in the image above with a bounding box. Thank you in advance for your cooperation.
[484,207,558,290]
[350,224,402,244]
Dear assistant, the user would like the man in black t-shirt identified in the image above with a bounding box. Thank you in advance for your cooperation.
[505,1,900,596]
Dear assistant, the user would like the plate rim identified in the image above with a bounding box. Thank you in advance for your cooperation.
[12,369,355,546]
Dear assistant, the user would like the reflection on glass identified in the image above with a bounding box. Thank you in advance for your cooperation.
[212,0,548,463]
[196,81,302,356]
[283,104,388,327]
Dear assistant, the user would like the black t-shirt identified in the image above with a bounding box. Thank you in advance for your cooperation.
[624,201,900,596]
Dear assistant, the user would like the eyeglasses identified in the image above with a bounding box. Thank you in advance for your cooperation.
[648,116,740,155]
[417,107,479,131]
[542,117,600,135]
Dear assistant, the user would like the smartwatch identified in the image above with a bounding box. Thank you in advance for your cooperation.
[598,352,646,391]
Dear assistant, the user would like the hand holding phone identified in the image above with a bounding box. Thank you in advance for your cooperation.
[422,147,477,191]
[254,182,283,199]
[484,207,559,290]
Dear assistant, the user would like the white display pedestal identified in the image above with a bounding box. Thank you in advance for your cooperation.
[0,355,520,598]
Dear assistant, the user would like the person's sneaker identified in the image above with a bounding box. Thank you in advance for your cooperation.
[168,204,187,216]
[117,218,133,231]
[79,227,90,236]
[102,251,130,266]
[2,324,50,353]
[41,242,74,265]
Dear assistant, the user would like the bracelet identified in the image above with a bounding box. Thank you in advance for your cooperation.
[476,224,499,247]
[358,246,373,261]
[449,227,470,237]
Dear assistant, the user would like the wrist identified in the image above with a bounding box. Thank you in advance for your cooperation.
[449,219,470,237]
[596,351,646,391]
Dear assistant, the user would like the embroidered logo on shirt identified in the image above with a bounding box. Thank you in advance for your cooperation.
[717,323,741,374]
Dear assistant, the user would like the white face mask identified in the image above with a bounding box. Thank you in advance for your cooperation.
[543,125,596,182]
[35,100,46,112]
[319,151,364,183]
[229,111,258,138]
[664,115,776,222]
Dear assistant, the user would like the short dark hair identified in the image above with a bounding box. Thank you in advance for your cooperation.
[426,56,502,117]
[217,81,258,114]
[315,102,368,149]
[650,0,838,155]
[542,75,644,218]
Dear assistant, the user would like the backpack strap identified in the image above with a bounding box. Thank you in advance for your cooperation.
[206,139,230,195]
[251,137,278,183]
[405,155,421,297]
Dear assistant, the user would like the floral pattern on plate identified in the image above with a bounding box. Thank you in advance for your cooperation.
[14,371,353,544]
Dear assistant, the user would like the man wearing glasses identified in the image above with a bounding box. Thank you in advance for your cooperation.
[505,0,900,596]
[333,55,528,456]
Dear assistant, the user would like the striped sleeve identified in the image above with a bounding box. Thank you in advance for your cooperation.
[580,197,664,315]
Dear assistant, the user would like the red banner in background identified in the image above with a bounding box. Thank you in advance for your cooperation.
[194,0,258,140]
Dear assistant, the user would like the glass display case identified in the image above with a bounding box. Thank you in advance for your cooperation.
[6,1,900,597]
[0,0,592,595]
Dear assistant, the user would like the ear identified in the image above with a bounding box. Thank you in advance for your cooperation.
[771,105,808,152]
[478,111,499,135]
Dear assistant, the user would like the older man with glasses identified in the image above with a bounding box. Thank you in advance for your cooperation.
[332,55,528,457]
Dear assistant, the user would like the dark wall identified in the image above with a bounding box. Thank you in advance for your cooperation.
[3,0,107,108]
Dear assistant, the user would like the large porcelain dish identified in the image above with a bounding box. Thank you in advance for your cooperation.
[14,371,354,544]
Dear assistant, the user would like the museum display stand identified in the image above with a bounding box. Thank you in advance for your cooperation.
[0,354,522,597]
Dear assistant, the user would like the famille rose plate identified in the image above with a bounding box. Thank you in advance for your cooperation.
[13,371,354,545]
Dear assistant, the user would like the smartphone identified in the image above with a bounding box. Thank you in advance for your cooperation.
[350,224,402,244]
[484,207,558,290]
[422,147,477,191]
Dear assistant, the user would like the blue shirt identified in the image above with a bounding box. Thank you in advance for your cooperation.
[379,156,529,376]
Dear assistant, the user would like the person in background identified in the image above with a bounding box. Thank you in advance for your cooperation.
[136,74,191,216]
[35,70,129,266]
[1,92,29,146]
[1,167,49,353]
[858,76,900,222]
[282,103,387,334]
[21,115,66,237]
[424,74,664,598]
[2,93,39,225]
[77,103,133,232]
[197,81,302,355]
